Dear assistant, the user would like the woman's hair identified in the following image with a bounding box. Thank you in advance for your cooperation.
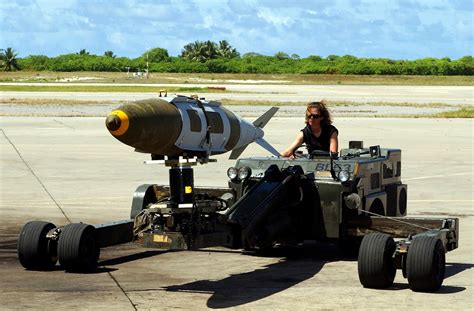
[305,100,332,126]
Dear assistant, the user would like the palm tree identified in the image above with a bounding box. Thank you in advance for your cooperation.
[104,51,116,58]
[202,40,218,60]
[217,40,239,59]
[181,40,218,62]
[181,41,202,61]
[0,47,20,71]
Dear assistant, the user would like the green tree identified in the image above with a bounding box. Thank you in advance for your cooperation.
[78,49,89,55]
[274,51,290,60]
[216,40,239,59]
[104,51,116,58]
[307,55,322,61]
[291,53,300,60]
[326,54,340,61]
[181,40,219,62]
[458,56,473,63]
[0,47,20,71]
[17,55,50,70]
[143,47,169,62]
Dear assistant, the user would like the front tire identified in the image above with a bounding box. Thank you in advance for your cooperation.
[358,233,396,288]
[17,221,57,270]
[406,236,445,292]
[58,223,99,272]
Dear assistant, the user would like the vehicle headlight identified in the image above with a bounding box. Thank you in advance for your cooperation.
[238,166,252,180]
[338,170,350,182]
[227,167,238,180]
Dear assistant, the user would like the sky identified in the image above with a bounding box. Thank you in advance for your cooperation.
[1,0,472,60]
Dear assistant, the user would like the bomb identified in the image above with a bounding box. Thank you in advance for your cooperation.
[105,95,279,159]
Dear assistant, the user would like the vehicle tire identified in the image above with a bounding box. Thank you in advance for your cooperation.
[130,184,157,219]
[406,236,445,292]
[58,223,99,272]
[358,233,396,288]
[17,221,57,270]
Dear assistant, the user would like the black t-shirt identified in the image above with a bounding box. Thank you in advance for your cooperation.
[301,124,338,152]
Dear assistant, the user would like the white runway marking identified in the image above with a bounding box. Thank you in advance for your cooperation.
[408,199,472,202]
[404,172,473,181]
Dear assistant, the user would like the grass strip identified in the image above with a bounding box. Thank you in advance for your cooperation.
[428,107,474,118]
[1,72,473,86]
[0,85,228,93]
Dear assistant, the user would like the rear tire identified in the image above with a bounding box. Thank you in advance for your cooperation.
[58,223,99,272]
[407,236,445,292]
[358,233,396,288]
[17,221,57,270]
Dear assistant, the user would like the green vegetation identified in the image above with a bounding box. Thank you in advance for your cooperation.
[181,40,239,61]
[429,107,474,118]
[2,40,471,75]
[1,48,20,71]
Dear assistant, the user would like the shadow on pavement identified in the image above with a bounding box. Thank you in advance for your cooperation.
[445,262,474,279]
[99,250,166,266]
[391,282,465,293]
[436,285,466,294]
[164,243,347,309]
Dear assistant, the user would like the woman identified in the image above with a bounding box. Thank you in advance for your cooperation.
[281,101,338,158]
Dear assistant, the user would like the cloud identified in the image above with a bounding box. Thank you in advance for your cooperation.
[0,0,471,59]
[256,7,295,27]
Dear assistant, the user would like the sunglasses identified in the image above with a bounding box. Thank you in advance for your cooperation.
[307,114,322,119]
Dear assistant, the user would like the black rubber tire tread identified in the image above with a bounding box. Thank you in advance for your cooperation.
[58,223,99,272]
[406,236,445,292]
[17,221,57,270]
[358,232,396,288]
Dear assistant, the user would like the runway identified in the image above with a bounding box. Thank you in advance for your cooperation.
[0,115,472,310]
[1,83,473,104]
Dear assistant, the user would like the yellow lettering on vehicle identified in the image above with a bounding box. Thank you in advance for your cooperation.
[153,234,171,244]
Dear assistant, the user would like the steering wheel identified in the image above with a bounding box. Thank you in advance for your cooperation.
[292,144,309,158]
[292,145,334,159]
[310,150,331,158]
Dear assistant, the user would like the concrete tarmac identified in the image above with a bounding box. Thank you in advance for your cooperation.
[0,116,473,310]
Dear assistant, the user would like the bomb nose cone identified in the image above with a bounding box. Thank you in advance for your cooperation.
[106,114,121,131]
[105,110,129,136]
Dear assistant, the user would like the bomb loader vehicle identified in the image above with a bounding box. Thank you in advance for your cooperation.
[17,96,459,292]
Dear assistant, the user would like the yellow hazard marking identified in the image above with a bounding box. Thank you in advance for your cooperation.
[109,110,129,136]
[185,186,193,194]
[153,234,171,244]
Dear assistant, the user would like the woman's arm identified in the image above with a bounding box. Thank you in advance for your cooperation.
[329,132,338,153]
[280,132,304,158]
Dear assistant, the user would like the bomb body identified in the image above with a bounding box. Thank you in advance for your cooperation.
[105,96,278,159]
